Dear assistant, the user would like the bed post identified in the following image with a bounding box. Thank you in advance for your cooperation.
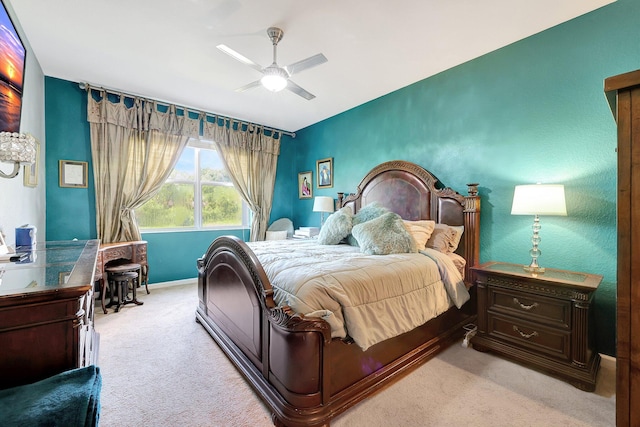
[463,183,481,285]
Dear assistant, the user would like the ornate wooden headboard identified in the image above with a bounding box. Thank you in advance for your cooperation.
[337,160,480,283]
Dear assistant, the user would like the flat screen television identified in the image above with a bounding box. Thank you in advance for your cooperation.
[0,0,25,133]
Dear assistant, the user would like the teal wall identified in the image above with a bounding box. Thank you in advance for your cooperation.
[44,0,639,356]
[286,0,640,357]
[44,77,295,283]
[45,78,95,241]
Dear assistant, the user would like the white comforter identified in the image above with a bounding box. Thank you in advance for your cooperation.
[247,239,469,350]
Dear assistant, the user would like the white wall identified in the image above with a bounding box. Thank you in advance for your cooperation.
[0,0,45,246]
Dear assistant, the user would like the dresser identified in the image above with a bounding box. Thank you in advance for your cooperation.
[0,240,99,390]
[604,69,640,427]
[471,261,601,391]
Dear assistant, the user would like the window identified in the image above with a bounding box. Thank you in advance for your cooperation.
[136,140,247,230]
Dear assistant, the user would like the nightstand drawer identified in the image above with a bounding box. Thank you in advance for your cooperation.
[488,287,571,328]
[488,314,570,361]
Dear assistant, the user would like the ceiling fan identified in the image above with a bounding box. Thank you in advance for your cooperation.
[217,27,327,100]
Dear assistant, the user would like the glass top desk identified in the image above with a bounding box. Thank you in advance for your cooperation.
[0,239,100,389]
[0,239,99,297]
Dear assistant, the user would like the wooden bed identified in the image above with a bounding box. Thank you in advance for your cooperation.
[196,160,481,427]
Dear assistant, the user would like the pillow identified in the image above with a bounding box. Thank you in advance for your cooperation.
[353,202,390,225]
[347,202,390,246]
[426,224,464,253]
[447,252,466,277]
[403,220,436,250]
[351,212,417,255]
[449,225,464,252]
[425,224,457,253]
[317,206,354,245]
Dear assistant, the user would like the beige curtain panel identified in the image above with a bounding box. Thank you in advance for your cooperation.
[87,90,198,243]
[203,119,280,241]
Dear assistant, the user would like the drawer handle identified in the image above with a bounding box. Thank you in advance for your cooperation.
[513,325,538,339]
[513,298,538,311]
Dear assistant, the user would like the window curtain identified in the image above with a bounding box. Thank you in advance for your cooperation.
[203,119,280,241]
[87,90,199,243]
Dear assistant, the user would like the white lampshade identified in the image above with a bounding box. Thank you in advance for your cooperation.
[511,184,567,216]
[260,66,288,92]
[313,196,335,213]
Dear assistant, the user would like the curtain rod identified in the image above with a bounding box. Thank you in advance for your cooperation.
[77,82,296,138]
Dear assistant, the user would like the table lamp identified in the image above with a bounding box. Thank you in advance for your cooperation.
[511,184,567,273]
[313,196,334,227]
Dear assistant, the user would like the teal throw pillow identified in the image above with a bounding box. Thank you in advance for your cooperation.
[317,207,353,245]
[347,202,390,246]
[351,212,417,255]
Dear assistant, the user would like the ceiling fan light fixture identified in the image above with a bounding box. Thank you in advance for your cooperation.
[260,66,288,92]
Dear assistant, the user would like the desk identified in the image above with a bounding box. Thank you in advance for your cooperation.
[95,240,148,293]
[0,240,99,389]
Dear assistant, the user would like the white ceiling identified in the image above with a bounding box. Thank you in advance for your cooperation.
[11,0,615,133]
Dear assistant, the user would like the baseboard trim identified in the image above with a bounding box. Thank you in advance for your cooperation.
[600,353,615,370]
[148,277,198,289]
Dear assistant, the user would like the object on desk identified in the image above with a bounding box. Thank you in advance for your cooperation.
[15,224,37,249]
[8,252,29,262]
[0,233,16,262]
[0,232,9,254]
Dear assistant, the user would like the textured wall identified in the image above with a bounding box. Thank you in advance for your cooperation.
[0,0,46,247]
[43,1,640,355]
[286,0,640,356]
[45,78,95,241]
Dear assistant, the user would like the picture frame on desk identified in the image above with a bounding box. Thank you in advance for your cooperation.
[59,160,88,188]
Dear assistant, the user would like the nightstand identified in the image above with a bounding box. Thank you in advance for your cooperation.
[471,261,602,391]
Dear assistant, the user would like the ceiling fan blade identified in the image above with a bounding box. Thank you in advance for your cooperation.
[286,80,316,100]
[217,44,264,73]
[235,80,262,92]
[285,53,327,76]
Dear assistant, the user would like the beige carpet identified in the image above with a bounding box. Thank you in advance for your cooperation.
[94,282,615,427]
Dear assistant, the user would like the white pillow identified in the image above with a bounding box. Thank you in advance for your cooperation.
[403,220,436,251]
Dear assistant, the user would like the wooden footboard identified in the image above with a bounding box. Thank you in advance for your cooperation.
[196,236,477,427]
[196,235,334,426]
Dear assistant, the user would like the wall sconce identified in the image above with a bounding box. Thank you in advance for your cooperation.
[0,132,36,178]
[511,183,567,273]
[312,196,334,227]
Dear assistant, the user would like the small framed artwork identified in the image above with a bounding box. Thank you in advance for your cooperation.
[298,171,313,199]
[23,138,39,187]
[59,160,88,188]
[316,157,333,188]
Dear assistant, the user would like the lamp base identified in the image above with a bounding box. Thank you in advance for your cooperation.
[523,265,545,274]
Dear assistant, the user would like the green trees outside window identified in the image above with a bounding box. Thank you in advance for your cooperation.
[136,142,246,230]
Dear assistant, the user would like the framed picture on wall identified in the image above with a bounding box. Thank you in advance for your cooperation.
[298,171,312,199]
[0,0,26,133]
[316,158,333,188]
[59,160,88,188]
